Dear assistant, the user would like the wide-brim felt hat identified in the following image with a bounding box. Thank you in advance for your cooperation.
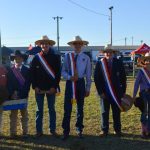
[35,35,56,46]
[101,44,118,53]
[10,50,27,61]
[67,36,89,46]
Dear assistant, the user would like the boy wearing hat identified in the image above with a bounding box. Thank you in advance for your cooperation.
[8,50,31,137]
[0,65,9,135]
[31,36,61,137]
[61,36,92,140]
[94,45,126,137]
[133,52,150,138]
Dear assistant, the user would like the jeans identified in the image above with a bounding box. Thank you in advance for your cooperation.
[36,93,56,134]
[100,97,121,133]
[140,90,150,132]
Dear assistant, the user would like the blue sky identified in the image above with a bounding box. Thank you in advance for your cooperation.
[0,0,150,47]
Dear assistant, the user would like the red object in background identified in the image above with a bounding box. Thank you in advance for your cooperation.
[131,43,150,55]
[28,44,33,50]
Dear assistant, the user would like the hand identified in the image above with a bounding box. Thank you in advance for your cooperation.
[70,75,78,82]
[100,93,105,99]
[11,91,18,100]
[85,91,90,97]
[47,88,56,95]
[35,87,41,94]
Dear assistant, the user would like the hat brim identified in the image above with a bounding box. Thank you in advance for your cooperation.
[35,39,56,46]
[10,54,27,61]
[67,40,89,46]
[101,49,118,53]
[140,56,150,61]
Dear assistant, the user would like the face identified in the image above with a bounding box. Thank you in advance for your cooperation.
[72,42,83,53]
[144,59,150,68]
[40,42,50,52]
[104,51,113,59]
[14,56,23,66]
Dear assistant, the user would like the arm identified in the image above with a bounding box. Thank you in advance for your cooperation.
[94,61,105,95]
[119,59,127,94]
[30,57,38,89]
[85,57,92,92]
[55,55,61,88]
[61,54,71,80]
[133,70,141,98]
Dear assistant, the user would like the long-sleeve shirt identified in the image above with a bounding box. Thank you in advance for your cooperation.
[62,51,92,92]
[133,68,150,97]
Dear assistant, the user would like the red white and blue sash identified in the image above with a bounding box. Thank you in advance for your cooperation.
[100,58,124,111]
[12,67,25,87]
[141,68,150,86]
[36,52,60,95]
[68,53,77,104]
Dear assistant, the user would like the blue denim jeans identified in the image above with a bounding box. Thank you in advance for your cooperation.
[140,90,150,132]
[100,97,121,133]
[35,93,56,134]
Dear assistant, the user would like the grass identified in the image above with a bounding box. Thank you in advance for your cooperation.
[0,79,150,150]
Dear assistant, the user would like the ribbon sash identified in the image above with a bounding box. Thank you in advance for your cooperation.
[68,53,77,103]
[141,68,150,86]
[100,58,124,111]
[12,67,25,87]
[36,52,60,94]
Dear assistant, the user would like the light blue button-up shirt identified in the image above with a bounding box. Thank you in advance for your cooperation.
[62,51,92,92]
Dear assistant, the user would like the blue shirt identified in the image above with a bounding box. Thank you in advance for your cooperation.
[62,51,92,92]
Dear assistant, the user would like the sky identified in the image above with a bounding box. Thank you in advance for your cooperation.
[0,0,150,47]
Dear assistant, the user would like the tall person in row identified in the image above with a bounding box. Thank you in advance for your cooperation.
[31,36,61,137]
[61,36,92,140]
[94,45,127,137]
[133,52,150,138]
[8,50,31,137]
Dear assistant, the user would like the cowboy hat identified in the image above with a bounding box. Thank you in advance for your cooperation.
[140,52,150,61]
[35,35,56,46]
[67,36,89,46]
[101,44,118,53]
[121,94,134,112]
[10,50,27,61]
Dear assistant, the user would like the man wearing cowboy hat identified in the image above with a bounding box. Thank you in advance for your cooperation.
[94,44,126,137]
[7,50,31,137]
[133,52,150,138]
[31,35,61,137]
[61,36,92,140]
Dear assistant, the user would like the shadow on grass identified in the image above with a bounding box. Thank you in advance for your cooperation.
[0,133,150,150]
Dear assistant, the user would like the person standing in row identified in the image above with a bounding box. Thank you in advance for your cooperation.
[133,52,150,138]
[31,36,61,137]
[61,36,92,140]
[94,45,126,137]
[8,50,31,137]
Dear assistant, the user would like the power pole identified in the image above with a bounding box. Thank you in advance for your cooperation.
[125,37,127,46]
[109,6,113,46]
[0,31,2,64]
[140,40,143,45]
[132,36,133,45]
[53,16,63,51]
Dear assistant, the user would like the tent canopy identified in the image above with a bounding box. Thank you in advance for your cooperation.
[131,43,150,55]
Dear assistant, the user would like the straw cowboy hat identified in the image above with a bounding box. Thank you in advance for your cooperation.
[67,36,89,46]
[141,52,150,61]
[137,52,150,67]
[10,50,27,61]
[102,44,118,53]
[35,35,56,46]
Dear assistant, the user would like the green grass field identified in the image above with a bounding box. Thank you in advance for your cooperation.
[0,80,150,150]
